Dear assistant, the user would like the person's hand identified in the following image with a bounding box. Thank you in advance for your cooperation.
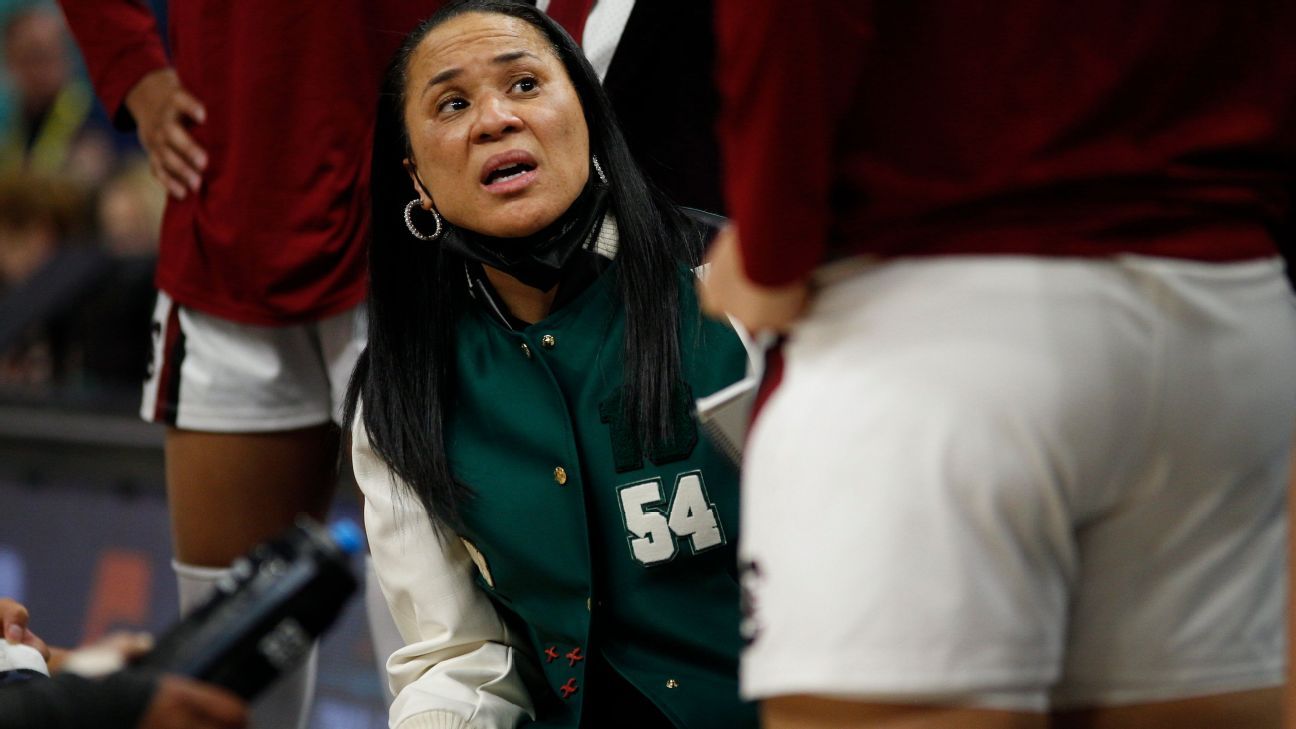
[698,225,810,334]
[0,597,50,663]
[55,631,155,676]
[124,67,208,199]
[137,675,248,729]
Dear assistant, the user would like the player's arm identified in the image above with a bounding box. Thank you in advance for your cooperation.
[0,668,245,729]
[698,225,808,334]
[352,409,536,729]
[138,675,248,729]
[57,0,207,198]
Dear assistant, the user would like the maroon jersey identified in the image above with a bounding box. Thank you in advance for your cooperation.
[60,1,441,324]
[715,1,1296,287]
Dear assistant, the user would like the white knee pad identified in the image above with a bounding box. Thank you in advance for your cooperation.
[173,560,318,729]
[364,553,402,706]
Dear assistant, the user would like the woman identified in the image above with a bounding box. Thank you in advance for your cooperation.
[347,2,757,728]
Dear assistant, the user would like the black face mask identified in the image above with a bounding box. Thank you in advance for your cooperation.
[439,174,610,291]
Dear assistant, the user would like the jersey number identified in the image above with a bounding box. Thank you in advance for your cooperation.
[618,471,725,566]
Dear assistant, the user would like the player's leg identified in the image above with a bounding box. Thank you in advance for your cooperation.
[763,696,1045,729]
[165,427,338,566]
[761,689,1283,729]
[1051,688,1282,729]
[145,294,344,562]
[166,427,338,729]
[142,293,346,729]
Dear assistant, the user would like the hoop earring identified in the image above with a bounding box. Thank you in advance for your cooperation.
[592,155,608,185]
[404,199,443,241]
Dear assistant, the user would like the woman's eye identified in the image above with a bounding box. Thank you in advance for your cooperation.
[513,77,539,93]
[438,97,468,114]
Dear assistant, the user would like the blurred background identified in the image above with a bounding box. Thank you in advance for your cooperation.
[0,1,386,725]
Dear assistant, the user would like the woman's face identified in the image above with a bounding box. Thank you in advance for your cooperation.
[403,12,591,238]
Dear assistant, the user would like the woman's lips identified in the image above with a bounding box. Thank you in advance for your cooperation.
[482,166,539,194]
[480,150,539,194]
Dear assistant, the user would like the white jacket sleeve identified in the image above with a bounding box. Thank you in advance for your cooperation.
[353,414,536,729]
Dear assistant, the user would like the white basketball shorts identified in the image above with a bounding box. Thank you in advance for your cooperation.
[141,291,367,432]
[740,254,1296,711]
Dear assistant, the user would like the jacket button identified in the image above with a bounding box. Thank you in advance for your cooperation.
[520,342,532,359]
[553,466,568,485]
[665,679,680,689]
[540,334,557,349]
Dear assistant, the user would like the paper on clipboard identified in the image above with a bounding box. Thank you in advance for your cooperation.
[696,318,770,465]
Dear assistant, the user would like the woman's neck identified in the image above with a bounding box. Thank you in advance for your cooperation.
[483,265,558,324]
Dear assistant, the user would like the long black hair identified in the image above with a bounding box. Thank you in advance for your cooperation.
[345,0,702,530]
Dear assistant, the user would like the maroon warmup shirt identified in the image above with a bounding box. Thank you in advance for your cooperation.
[59,1,441,324]
[715,2,1296,288]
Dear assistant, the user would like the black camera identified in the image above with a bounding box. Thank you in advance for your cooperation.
[136,517,361,699]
